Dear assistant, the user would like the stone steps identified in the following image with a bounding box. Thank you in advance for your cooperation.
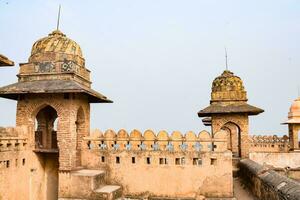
[70,169,106,198]
[93,185,122,200]
[71,169,106,189]
[60,168,123,199]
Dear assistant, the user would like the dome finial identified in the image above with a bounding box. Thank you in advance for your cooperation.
[56,5,61,30]
[224,47,228,71]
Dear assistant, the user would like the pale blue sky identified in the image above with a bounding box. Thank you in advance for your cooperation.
[1,0,300,135]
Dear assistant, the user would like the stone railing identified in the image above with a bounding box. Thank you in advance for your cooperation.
[83,129,228,152]
[249,135,289,153]
[239,159,300,200]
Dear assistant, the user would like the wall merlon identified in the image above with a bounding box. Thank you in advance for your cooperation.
[85,129,227,152]
[249,135,290,152]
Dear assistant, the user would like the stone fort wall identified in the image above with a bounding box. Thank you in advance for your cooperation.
[249,152,300,181]
[81,129,233,198]
[0,126,59,200]
[0,127,37,200]
[249,135,290,153]
[0,124,296,200]
[239,159,300,200]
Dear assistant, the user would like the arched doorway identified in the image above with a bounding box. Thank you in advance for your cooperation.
[75,106,86,167]
[34,105,59,200]
[221,126,232,151]
[35,105,58,150]
[221,122,241,157]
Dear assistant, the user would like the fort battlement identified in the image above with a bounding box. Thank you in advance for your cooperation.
[81,129,233,198]
[83,129,228,152]
[0,24,299,200]
[0,126,28,152]
[249,135,289,152]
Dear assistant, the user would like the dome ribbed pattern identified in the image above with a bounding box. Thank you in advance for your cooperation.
[212,70,244,92]
[211,70,247,102]
[30,30,82,60]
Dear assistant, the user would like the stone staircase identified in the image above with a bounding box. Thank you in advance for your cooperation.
[93,185,122,200]
[232,157,241,177]
[60,169,122,200]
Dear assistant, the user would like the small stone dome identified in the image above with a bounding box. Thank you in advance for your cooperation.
[290,97,300,113]
[29,30,83,62]
[212,70,244,92]
[286,97,300,123]
[211,70,247,102]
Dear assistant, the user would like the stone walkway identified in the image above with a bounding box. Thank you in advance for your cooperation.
[233,178,258,200]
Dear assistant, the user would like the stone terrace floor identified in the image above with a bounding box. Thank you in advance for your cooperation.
[233,177,258,200]
[119,178,258,200]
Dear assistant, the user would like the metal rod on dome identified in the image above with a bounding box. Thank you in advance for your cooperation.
[224,47,228,70]
[56,5,61,30]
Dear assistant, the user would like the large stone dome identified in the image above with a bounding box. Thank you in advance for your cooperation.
[29,30,83,63]
[211,70,247,102]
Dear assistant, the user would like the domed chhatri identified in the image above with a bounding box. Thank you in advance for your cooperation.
[290,97,300,114]
[29,30,83,64]
[0,29,112,103]
[198,70,263,117]
[285,97,300,124]
[283,97,300,150]
[198,69,264,158]
[211,70,247,102]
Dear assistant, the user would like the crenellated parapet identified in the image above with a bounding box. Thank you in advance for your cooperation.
[249,135,289,152]
[83,129,228,152]
[0,126,28,152]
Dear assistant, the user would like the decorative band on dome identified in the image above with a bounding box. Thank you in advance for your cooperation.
[48,30,66,37]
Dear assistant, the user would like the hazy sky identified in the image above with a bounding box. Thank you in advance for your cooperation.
[1,0,300,135]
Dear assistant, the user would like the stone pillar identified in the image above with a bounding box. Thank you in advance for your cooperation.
[288,124,300,150]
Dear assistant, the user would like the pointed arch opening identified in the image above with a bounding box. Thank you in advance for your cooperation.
[75,106,86,166]
[35,105,58,151]
[34,105,59,200]
[221,122,241,157]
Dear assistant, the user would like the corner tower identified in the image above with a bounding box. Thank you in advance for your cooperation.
[0,29,112,171]
[198,70,263,158]
[283,97,300,151]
